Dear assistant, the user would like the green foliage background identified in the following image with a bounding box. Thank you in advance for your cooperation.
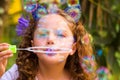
[0,0,120,80]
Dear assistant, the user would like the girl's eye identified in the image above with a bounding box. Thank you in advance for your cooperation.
[57,33,66,38]
[37,33,48,38]
[40,33,48,37]
[37,29,49,38]
[56,30,66,38]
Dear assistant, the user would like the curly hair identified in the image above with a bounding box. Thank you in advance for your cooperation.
[16,10,96,80]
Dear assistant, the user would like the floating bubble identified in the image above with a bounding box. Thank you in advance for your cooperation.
[97,67,110,80]
[81,56,95,73]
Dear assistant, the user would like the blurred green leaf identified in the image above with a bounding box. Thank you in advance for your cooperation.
[98,31,108,38]
[116,24,119,33]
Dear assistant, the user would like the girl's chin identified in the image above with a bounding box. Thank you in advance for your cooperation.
[37,53,65,63]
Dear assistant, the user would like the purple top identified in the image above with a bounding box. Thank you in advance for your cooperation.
[0,64,19,80]
[0,64,38,80]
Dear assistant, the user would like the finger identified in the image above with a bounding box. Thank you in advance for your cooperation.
[0,43,10,46]
[0,53,13,61]
[0,45,9,52]
[0,43,10,51]
[0,50,13,57]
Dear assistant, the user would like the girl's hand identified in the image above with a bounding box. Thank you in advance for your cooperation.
[0,43,13,77]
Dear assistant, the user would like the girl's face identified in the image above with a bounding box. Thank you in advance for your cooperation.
[31,14,76,64]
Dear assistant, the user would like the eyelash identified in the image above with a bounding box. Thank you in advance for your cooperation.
[38,31,48,37]
[40,33,47,36]
[57,33,66,38]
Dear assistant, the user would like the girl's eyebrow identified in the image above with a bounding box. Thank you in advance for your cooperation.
[36,28,71,35]
[37,28,49,33]
[56,29,69,36]
[56,29,71,34]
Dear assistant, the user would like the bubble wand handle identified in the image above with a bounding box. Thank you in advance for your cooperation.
[9,45,28,53]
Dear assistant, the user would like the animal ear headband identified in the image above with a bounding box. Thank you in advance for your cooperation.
[22,0,81,22]
[16,0,81,36]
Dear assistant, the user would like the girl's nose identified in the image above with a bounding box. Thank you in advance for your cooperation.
[47,33,55,45]
[47,40,54,45]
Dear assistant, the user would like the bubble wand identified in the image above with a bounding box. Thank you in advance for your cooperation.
[9,45,72,54]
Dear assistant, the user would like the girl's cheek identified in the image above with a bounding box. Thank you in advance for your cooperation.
[33,38,47,46]
[62,37,74,47]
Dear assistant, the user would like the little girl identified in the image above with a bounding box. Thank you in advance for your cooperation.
[0,1,96,80]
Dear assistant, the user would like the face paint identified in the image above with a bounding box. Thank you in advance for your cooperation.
[55,29,74,47]
[36,28,49,38]
[56,29,66,38]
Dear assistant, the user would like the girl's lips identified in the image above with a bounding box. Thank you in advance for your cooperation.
[46,53,57,56]
[45,48,59,56]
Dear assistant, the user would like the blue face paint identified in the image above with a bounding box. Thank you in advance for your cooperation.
[36,28,49,38]
[56,30,66,38]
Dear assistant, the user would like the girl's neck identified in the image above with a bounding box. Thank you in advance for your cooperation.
[37,61,71,80]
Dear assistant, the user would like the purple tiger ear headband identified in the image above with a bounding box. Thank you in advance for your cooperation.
[16,0,81,36]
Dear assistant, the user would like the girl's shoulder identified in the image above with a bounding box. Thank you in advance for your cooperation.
[0,64,19,80]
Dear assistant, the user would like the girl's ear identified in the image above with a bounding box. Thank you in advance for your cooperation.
[31,40,34,46]
[69,42,77,55]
